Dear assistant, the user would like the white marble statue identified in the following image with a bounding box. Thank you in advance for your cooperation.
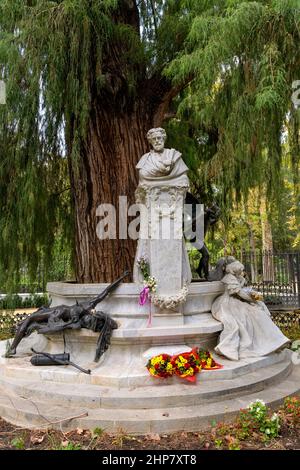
[136,128,189,187]
[133,128,192,316]
[211,260,290,360]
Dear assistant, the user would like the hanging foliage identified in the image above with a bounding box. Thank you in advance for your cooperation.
[166,0,300,215]
[0,1,299,286]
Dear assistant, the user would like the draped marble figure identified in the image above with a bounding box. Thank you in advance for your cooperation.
[133,127,192,286]
[211,261,290,360]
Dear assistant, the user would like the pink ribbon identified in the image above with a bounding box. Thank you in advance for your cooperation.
[139,286,152,327]
[139,286,150,305]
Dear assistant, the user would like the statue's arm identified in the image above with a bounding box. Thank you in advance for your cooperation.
[224,274,254,303]
[236,289,254,303]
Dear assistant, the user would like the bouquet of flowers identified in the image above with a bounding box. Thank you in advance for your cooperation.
[146,354,174,378]
[243,288,264,302]
[250,290,263,301]
[197,349,223,370]
[146,349,223,382]
[144,275,157,293]
[136,256,150,280]
[137,256,158,306]
[170,349,202,383]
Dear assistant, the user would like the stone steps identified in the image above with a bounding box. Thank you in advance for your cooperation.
[0,349,290,388]
[0,357,292,410]
[0,365,299,434]
[111,314,223,342]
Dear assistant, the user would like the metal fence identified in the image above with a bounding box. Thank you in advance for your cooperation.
[3,250,300,311]
[215,250,300,310]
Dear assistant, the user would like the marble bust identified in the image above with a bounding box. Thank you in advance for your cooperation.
[136,128,189,187]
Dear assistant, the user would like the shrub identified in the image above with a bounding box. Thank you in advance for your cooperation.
[0,293,49,310]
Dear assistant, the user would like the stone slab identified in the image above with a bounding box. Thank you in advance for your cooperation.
[0,338,291,388]
[0,358,292,410]
[142,345,192,359]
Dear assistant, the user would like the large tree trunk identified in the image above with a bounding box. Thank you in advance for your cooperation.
[68,103,156,283]
[65,2,176,283]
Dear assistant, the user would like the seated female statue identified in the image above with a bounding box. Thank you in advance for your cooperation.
[211,260,290,361]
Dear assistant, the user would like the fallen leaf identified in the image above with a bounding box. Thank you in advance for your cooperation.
[30,435,45,445]
[61,440,69,447]
[76,428,84,435]
[146,433,161,441]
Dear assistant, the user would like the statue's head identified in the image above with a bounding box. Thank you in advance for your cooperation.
[226,260,244,276]
[147,127,166,153]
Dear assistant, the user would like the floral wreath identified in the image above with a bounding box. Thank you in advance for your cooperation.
[137,256,188,310]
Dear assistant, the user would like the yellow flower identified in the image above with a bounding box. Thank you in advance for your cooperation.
[151,355,163,365]
[178,356,187,364]
[182,367,194,377]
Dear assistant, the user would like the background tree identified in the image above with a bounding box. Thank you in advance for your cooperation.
[0,0,299,285]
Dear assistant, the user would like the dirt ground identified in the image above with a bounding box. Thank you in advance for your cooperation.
[0,416,299,451]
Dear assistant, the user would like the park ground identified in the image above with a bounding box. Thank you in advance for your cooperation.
[0,396,299,451]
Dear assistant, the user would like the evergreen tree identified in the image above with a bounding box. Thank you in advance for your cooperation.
[0,0,299,284]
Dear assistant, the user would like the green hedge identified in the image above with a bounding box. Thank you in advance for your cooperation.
[0,293,49,310]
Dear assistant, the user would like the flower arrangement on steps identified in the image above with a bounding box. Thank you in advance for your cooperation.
[146,348,223,383]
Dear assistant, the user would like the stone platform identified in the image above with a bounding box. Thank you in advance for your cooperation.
[0,281,299,434]
[0,341,299,433]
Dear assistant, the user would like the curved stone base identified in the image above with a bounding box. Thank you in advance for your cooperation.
[47,280,225,316]
[0,338,298,433]
[0,281,299,433]
[45,281,225,364]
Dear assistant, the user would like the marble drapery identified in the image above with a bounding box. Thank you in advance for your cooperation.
[211,264,290,360]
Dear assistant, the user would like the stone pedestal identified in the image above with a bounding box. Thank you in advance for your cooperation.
[134,184,191,326]
[46,281,224,363]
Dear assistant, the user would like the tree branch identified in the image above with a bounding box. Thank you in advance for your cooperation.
[149,0,158,38]
[149,74,194,126]
[51,186,71,198]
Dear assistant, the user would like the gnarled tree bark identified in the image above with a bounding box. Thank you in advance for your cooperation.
[68,103,156,283]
